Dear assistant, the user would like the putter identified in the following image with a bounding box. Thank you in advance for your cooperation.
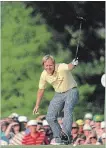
[75,16,86,60]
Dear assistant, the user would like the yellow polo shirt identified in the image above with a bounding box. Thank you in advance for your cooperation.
[39,63,77,93]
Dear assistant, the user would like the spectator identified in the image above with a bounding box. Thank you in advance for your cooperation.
[84,131,101,145]
[76,119,84,135]
[9,130,25,145]
[73,134,86,146]
[101,121,106,133]
[8,113,19,119]
[83,124,92,142]
[18,116,29,134]
[8,113,19,122]
[101,133,106,145]
[84,113,93,125]
[37,121,44,132]
[5,121,21,139]
[43,120,53,144]
[71,122,79,143]
[22,120,46,145]
[90,120,95,129]
[93,114,103,138]
[9,117,28,145]
[0,121,9,137]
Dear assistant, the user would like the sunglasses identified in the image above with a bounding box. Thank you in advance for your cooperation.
[72,127,78,129]
[90,137,96,139]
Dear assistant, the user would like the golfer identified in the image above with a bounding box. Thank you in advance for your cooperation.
[33,55,79,145]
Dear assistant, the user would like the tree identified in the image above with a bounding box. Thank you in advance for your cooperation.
[1,2,53,118]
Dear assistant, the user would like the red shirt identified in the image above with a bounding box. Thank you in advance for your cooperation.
[22,131,46,145]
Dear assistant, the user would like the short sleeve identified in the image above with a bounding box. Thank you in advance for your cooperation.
[58,63,68,71]
[39,72,47,89]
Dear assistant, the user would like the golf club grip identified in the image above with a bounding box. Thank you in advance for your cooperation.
[75,43,79,60]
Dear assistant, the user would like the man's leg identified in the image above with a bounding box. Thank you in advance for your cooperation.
[46,93,64,143]
[62,88,79,143]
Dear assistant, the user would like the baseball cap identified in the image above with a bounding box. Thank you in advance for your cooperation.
[72,122,78,128]
[8,113,19,118]
[76,119,84,126]
[27,120,38,126]
[101,121,106,129]
[18,116,28,122]
[84,113,93,120]
[83,124,92,131]
[93,115,103,122]
[43,120,49,126]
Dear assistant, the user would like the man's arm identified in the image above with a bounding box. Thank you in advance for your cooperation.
[33,89,45,115]
[68,63,75,70]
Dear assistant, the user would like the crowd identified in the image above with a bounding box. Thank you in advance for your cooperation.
[0,112,106,146]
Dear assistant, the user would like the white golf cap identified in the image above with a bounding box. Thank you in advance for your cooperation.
[101,121,106,129]
[27,120,37,126]
[84,113,93,120]
[43,120,49,126]
[83,124,92,131]
[8,113,19,118]
[102,133,106,139]
[18,116,28,122]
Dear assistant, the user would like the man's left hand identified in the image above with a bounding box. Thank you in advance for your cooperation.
[71,58,78,66]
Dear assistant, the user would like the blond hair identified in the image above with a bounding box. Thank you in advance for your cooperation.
[42,54,55,65]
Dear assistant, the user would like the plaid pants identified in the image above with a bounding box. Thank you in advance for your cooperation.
[46,88,79,143]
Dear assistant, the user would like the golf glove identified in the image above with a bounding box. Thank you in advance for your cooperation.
[71,58,78,66]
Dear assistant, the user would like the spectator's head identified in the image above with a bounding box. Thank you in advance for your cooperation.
[101,133,106,144]
[83,124,92,137]
[18,116,28,130]
[12,121,21,134]
[78,135,86,145]
[27,120,38,134]
[89,132,98,144]
[36,121,43,131]
[8,113,19,122]
[1,122,9,132]
[76,119,84,134]
[101,121,106,132]
[84,113,93,124]
[93,115,103,128]
[90,120,95,129]
[71,122,79,134]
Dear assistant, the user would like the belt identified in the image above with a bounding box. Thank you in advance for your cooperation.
[57,87,77,94]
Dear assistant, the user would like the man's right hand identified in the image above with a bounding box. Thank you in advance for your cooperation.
[33,106,39,115]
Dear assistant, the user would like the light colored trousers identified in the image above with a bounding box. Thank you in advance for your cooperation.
[46,87,79,143]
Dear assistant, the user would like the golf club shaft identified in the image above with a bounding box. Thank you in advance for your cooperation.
[75,21,82,60]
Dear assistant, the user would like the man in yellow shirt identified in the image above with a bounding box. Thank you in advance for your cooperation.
[33,55,79,145]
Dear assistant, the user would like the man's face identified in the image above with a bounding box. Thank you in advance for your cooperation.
[43,58,55,75]
[29,125,37,133]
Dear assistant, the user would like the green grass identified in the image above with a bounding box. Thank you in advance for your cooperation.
[1,145,105,148]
